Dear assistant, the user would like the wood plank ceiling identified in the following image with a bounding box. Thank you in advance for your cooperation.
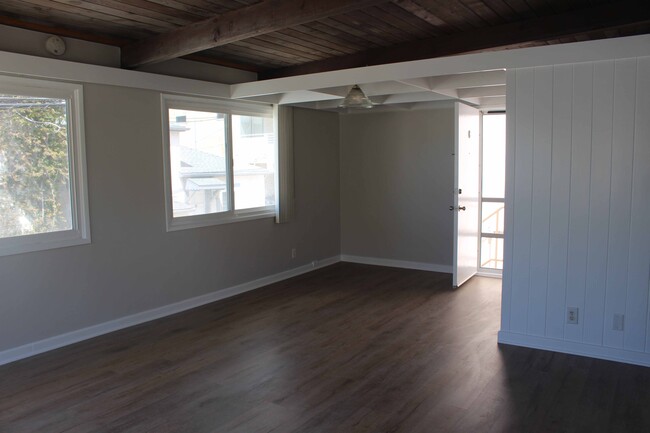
[0,0,648,80]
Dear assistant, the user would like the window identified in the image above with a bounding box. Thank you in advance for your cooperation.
[239,115,265,136]
[162,95,276,231]
[0,76,89,256]
[480,113,505,271]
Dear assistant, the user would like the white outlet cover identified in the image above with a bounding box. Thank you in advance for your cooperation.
[613,314,625,331]
[567,307,579,324]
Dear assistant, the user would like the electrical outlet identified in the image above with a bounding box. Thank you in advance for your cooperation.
[613,314,625,331]
[291,248,296,259]
[567,307,579,324]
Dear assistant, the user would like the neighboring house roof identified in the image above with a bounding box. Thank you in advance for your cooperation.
[178,146,226,175]
[170,122,189,132]
[185,178,227,191]
[178,146,272,177]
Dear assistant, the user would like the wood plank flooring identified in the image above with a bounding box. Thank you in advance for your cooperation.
[1,263,649,432]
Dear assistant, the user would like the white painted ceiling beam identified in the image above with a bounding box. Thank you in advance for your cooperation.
[277,90,342,104]
[287,90,455,110]
[267,82,458,106]
[242,89,347,104]
[308,86,350,97]
[288,99,344,110]
[457,85,506,98]
[477,96,506,109]
[429,70,505,90]
[357,81,430,96]
[310,80,443,99]
[396,77,432,91]
[429,88,458,99]
[380,91,453,104]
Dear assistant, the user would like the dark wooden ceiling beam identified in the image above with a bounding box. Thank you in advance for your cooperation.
[181,53,264,72]
[260,1,650,80]
[121,0,389,68]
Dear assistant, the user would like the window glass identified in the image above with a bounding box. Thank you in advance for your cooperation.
[481,202,504,235]
[232,115,276,211]
[168,109,228,218]
[162,96,276,230]
[0,76,89,256]
[0,94,72,238]
[480,113,506,271]
[239,115,265,136]
[482,114,506,198]
[481,237,504,270]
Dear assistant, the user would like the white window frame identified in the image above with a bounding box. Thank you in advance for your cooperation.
[161,94,276,231]
[0,75,90,257]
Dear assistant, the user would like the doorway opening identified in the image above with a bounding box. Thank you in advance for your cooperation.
[479,112,506,276]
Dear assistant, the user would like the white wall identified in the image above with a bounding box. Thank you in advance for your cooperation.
[339,106,455,271]
[499,57,650,366]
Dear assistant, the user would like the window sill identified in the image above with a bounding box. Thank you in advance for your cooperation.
[166,208,275,232]
[0,230,91,257]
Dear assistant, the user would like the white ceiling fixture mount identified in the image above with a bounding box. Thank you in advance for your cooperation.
[339,85,374,109]
[45,35,66,56]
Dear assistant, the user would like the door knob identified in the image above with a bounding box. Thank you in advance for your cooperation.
[449,206,467,211]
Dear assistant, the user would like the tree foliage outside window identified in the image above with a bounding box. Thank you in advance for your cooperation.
[0,95,72,238]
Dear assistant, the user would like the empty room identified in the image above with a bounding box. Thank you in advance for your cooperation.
[0,1,649,432]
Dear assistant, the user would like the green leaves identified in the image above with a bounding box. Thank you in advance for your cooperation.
[0,97,71,237]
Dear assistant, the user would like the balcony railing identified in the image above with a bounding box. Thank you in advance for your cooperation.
[480,201,504,270]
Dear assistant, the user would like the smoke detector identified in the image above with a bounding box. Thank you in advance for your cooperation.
[45,36,66,56]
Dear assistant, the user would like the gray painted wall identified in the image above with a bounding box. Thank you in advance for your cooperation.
[339,106,455,267]
[0,86,340,352]
[0,24,120,67]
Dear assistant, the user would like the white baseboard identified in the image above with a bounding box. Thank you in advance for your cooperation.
[498,330,650,368]
[0,256,341,367]
[340,254,452,274]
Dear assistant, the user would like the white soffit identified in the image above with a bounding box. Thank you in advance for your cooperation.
[229,34,650,100]
[0,50,231,98]
[0,34,645,111]
[288,90,455,111]
[251,71,507,111]
[457,85,507,99]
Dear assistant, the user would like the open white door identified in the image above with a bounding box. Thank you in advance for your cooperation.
[452,103,480,287]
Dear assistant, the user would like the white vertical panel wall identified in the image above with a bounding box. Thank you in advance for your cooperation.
[499,57,650,367]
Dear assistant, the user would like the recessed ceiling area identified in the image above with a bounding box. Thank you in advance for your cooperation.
[239,70,507,111]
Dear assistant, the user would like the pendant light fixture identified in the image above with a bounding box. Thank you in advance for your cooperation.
[339,85,374,109]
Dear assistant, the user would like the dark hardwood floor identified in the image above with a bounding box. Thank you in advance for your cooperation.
[1,263,649,432]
